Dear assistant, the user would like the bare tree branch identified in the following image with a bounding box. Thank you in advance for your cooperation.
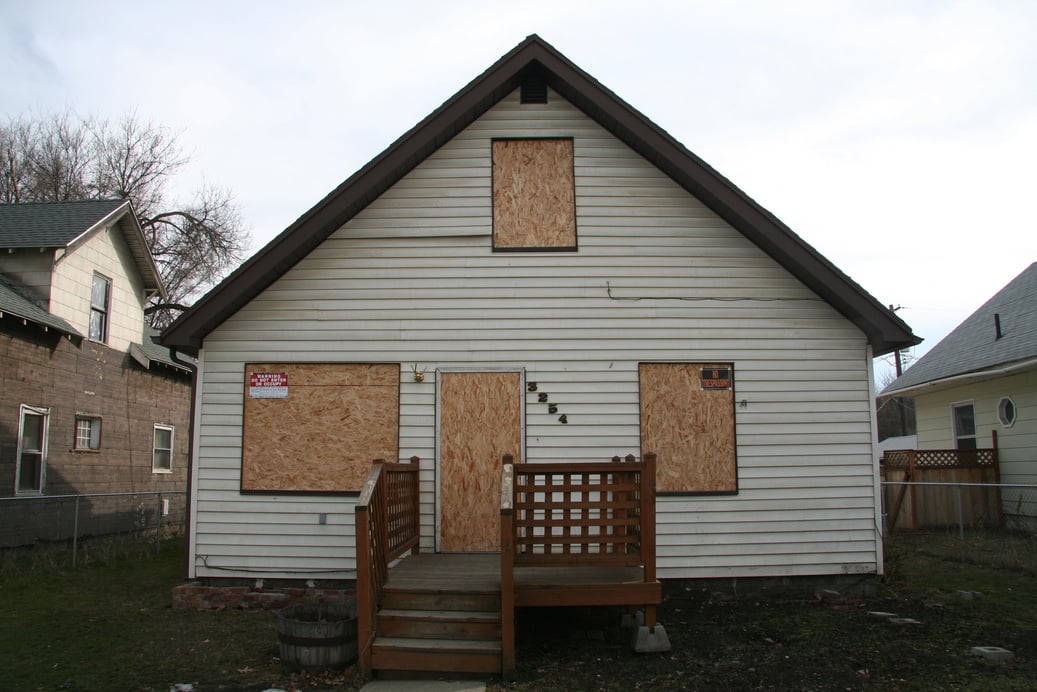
[0,110,251,326]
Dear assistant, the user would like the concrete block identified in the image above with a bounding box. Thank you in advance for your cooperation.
[632,624,672,653]
[970,646,1014,662]
[621,610,645,629]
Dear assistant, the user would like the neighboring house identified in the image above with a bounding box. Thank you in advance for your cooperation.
[162,36,917,589]
[882,261,1036,526]
[0,199,191,546]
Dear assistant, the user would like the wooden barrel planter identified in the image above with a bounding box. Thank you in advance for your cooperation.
[277,601,358,670]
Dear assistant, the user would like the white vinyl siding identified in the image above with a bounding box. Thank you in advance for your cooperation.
[190,88,879,580]
[915,369,1037,487]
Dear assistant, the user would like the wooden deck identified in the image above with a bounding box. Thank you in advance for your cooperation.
[355,455,662,678]
[387,553,652,595]
[386,554,500,591]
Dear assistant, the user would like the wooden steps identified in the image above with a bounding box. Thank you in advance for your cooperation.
[378,608,501,640]
[372,637,502,674]
[371,568,503,675]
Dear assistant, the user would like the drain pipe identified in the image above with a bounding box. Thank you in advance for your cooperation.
[169,348,199,581]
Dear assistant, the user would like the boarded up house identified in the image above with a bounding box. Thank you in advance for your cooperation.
[161,36,918,674]
[1,199,191,546]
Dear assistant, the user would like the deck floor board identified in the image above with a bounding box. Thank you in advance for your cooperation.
[384,553,649,592]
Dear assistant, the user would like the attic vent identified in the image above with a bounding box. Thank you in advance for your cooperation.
[520,77,547,104]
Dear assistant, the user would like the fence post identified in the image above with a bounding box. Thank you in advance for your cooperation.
[908,450,918,530]
[72,496,80,569]
[956,485,965,562]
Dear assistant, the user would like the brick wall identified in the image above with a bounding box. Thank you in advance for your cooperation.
[1,318,191,543]
[172,579,356,610]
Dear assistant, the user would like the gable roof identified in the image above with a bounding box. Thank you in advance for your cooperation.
[0,199,166,298]
[0,199,125,246]
[883,262,1037,396]
[161,34,918,356]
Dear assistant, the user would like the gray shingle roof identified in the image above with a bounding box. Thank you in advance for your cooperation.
[0,272,82,337]
[130,327,194,373]
[883,262,1037,394]
[0,199,127,248]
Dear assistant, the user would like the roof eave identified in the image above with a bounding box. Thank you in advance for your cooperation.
[64,200,166,299]
[161,34,918,355]
[0,307,83,341]
[882,355,1037,398]
[162,38,537,352]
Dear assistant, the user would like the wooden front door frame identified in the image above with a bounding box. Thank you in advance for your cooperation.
[435,367,526,553]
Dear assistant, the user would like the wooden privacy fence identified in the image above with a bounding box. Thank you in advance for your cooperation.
[355,457,420,673]
[882,440,1001,530]
[500,453,660,677]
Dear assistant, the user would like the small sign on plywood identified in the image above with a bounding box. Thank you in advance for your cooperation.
[249,372,288,399]
[700,367,732,390]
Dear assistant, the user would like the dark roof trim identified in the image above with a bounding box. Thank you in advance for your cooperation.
[162,35,918,356]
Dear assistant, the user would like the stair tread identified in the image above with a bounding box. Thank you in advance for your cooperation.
[379,608,500,621]
[383,586,501,595]
[374,636,502,652]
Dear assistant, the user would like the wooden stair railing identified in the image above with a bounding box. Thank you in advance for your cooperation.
[355,456,420,675]
[499,453,658,679]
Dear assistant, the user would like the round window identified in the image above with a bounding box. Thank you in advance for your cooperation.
[997,397,1016,427]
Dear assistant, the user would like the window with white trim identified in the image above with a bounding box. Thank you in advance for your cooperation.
[74,414,102,451]
[89,273,111,342]
[997,397,1017,427]
[952,402,977,450]
[153,424,173,473]
[16,405,49,494]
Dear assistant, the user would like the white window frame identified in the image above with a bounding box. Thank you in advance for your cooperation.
[74,413,102,451]
[951,401,977,450]
[153,424,174,474]
[16,404,49,495]
[89,273,111,343]
[997,396,1017,428]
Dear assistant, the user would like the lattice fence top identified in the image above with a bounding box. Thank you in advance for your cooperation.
[509,460,647,564]
[883,449,996,469]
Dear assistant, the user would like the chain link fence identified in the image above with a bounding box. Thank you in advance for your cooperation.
[881,481,1037,574]
[0,490,186,569]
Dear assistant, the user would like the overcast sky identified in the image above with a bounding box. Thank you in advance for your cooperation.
[2,0,1035,384]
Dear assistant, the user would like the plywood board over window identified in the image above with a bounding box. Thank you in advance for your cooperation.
[492,138,576,251]
[639,363,737,494]
[241,363,399,494]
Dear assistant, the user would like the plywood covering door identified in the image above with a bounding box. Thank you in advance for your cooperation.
[438,371,523,552]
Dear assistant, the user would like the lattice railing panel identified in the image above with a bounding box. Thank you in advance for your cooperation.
[510,458,647,567]
[884,448,996,470]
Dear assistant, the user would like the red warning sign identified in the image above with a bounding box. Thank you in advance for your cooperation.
[249,372,288,398]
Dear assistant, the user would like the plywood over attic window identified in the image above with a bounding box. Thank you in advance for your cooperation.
[241,363,399,493]
[639,363,737,494]
[492,138,576,250]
